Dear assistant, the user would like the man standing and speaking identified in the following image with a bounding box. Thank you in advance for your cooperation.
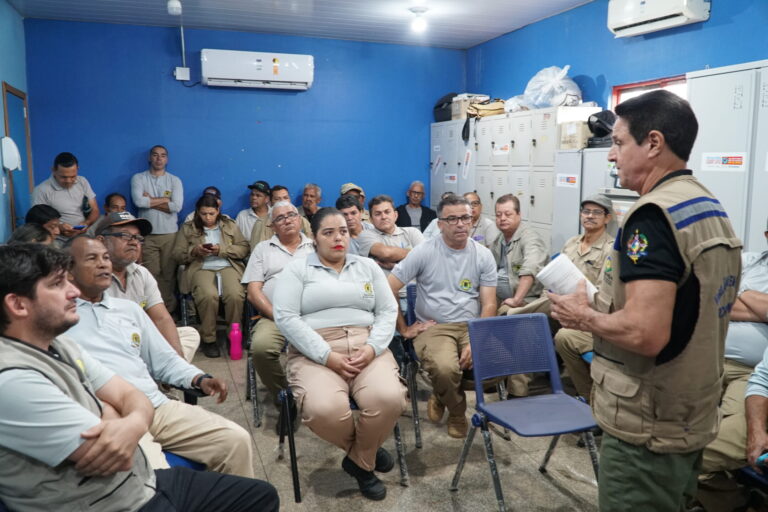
[549,90,742,511]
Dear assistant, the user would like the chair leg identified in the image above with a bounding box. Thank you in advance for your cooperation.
[247,357,262,427]
[406,360,423,449]
[278,390,301,503]
[393,422,409,487]
[449,419,478,491]
[583,431,599,482]
[180,294,189,326]
[479,417,507,512]
[539,435,560,474]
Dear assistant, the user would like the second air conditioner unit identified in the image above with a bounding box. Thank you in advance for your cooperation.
[607,0,711,38]
[201,49,314,90]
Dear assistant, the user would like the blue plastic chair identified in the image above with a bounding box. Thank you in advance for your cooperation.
[164,451,206,471]
[449,314,599,512]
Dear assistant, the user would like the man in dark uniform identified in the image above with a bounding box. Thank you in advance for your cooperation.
[549,90,742,511]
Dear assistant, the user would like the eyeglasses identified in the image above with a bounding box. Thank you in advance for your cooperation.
[580,208,607,217]
[439,215,473,225]
[103,232,145,243]
[273,212,299,224]
[468,201,481,207]
[409,191,425,196]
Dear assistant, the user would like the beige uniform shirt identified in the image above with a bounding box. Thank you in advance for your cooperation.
[560,230,613,285]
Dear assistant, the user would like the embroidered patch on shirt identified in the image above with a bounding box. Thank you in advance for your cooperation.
[458,278,473,292]
[363,282,374,297]
[131,332,141,349]
[626,230,649,264]
[164,190,172,197]
[75,358,86,376]
[139,300,147,309]
[604,256,613,273]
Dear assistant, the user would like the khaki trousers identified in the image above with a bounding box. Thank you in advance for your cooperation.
[178,326,201,362]
[250,318,287,404]
[138,399,255,477]
[190,266,245,343]
[700,359,754,473]
[143,233,178,314]
[287,326,406,471]
[554,328,594,400]
[414,323,470,417]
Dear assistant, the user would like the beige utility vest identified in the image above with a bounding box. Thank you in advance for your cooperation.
[0,335,156,512]
[591,174,742,453]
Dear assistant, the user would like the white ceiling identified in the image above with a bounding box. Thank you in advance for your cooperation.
[8,0,594,50]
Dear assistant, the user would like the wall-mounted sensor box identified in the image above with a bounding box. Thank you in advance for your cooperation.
[174,67,190,81]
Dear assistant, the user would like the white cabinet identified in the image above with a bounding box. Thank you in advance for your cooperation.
[509,114,532,166]
[529,169,554,225]
[509,169,531,221]
[475,168,494,217]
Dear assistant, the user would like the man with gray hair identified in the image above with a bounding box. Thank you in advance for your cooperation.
[242,201,315,410]
[396,180,437,232]
[298,183,322,223]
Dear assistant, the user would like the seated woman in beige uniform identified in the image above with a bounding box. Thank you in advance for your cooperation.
[273,207,405,501]
[173,194,249,358]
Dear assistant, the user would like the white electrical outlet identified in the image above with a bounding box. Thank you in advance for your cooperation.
[174,67,190,81]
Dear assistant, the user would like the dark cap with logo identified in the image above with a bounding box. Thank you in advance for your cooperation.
[248,180,271,195]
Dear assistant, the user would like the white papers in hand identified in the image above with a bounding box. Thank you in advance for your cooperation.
[536,254,598,305]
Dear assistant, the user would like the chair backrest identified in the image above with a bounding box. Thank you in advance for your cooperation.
[405,283,417,326]
[468,314,564,403]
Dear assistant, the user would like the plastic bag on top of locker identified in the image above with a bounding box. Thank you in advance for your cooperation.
[523,65,582,108]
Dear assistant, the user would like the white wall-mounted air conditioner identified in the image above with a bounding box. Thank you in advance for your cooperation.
[201,49,314,90]
[607,0,711,38]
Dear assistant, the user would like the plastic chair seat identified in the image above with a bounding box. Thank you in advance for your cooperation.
[479,392,596,437]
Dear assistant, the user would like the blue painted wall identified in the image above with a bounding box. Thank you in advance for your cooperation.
[0,0,27,241]
[467,0,768,107]
[24,20,466,219]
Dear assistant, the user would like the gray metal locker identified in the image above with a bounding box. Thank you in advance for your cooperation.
[509,169,531,221]
[490,117,512,166]
[531,109,558,166]
[475,168,494,218]
[529,169,555,225]
[582,148,613,199]
[509,113,532,166]
[474,119,494,167]
[687,65,756,245]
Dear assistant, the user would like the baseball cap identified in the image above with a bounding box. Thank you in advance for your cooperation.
[580,194,613,212]
[95,211,153,236]
[25,204,61,225]
[248,180,271,195]
[340,182,364,195]
[202,186,221,199]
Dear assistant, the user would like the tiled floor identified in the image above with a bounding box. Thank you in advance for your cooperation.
[191,337,599,512]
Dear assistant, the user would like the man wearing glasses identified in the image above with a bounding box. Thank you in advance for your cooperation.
[492,194,549,311]
[241,201,314,416]
[97,211,200,362]
[395,180,437,232]
[388,195,497,438]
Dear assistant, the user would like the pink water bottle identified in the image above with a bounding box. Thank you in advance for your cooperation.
[229,323,243,360]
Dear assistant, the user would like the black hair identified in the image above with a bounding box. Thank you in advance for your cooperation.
[367,194,395,211]
[149,145,168,155]
[615,89,698,162]
[193,194,221,233]
[270,185,289,200]
[53,152,78,169]
[7,223,53,245]
[495,194,520,213]
[335,195,363,211]
[437,195,470,217]
[25,204,61,224]
[0,244,71,332]
[104,192,127,208]
[309,207,345,238]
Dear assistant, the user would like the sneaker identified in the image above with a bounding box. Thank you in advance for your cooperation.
[374,447,394,473]
[342,456,387,501]
[447,414,468,438]
[201,342,220,358]
[427,394,446,423]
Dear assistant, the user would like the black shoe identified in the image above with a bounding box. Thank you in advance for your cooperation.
[342,456,387,501]
[374,447,394,473]
[201,342,220,358]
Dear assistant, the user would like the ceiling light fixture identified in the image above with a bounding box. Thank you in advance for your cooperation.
[409,6,429,33]
[167,0,182,16]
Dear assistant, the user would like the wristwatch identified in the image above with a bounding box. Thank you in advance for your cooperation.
[193,373,213,390]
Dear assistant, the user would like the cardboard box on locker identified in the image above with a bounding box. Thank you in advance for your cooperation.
[451,93,490,120]
[559,121,591,149]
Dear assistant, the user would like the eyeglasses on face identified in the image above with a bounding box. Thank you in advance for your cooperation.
[273,212,299,224]
[580,208,607,217]
[440,215,473,225]
[469,201,481,207]
[103,232,145,243]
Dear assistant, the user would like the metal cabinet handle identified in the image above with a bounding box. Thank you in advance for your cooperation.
[532,139,537,147]
[530,195,535,206]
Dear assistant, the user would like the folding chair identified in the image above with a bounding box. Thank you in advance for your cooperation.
[450,313,599,512]
[244,300,264,427]
[276,388,410,503]
[401,282,423,448]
